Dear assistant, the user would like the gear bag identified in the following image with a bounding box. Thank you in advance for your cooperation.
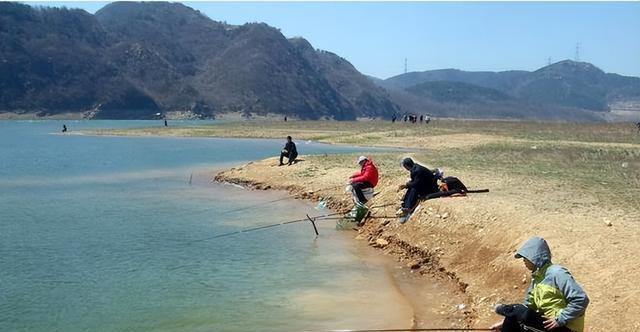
[439,176,468,193]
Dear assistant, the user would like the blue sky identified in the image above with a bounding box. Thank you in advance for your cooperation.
[25,1,640,79]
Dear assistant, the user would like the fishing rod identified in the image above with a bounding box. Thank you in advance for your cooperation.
[186,212,345,243]
[520,324,545,332]
[362,215,397,219]
[215,196,296,216]
[466,189,490,194]
[323,328,493,332]
[213,184,345,216]
[369,203,396,209]
[123,213,348,257]
[209,184,391,221]
[351,189,488,212]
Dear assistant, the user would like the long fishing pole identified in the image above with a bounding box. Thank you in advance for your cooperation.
[363,215,397,219]
[215,196,296,216]
[520,324,545,332]
[213,184,345,216]
[369,203,396,209]
[323,328,493,332]
[186,212,344,243]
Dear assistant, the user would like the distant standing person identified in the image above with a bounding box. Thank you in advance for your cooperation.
[62,124,67,133]
[419,115,424,123]
[284,116,287,122]
[279,136,298,166]
[396,158,439,216]
[164,119,168,127]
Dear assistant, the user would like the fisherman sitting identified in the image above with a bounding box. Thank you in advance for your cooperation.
[491,236,589,332]
[348,156,379,205]
[396,158,439,216]
[279,136,298,166]
[403,168,487,201]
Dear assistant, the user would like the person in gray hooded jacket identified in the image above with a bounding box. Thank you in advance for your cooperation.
[491,236,589,332]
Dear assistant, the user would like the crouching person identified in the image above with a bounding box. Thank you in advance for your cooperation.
[279,136,298,166]
[491,237,589,332]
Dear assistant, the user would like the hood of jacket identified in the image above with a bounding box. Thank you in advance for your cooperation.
[515,236,552,268]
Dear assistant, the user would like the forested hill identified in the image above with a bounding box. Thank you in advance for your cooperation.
[0,2,399,119]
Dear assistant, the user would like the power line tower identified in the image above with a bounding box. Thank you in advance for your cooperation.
[404,58,407,74]
[575,42,581,62]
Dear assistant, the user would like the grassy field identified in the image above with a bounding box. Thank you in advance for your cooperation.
[90,119,640,144]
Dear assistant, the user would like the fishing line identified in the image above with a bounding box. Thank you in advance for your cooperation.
[369,203,396,209]
[362,215,397,219]
[120,212,346,257]
[212,184,344,216]
[184,212,345,243]
[214,196,295,216]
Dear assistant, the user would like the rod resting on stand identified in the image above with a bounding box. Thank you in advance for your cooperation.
[307,214,319,236]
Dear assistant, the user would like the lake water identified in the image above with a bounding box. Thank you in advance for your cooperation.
[0,121,416,332]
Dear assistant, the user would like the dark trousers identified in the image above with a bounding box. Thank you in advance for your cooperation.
[402,187,438,209]
[279,151,297,165]
[352,182,373,204]
[497,304,573,332]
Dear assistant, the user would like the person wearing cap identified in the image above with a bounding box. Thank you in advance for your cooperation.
[396,158,439,216]
[490,236,589,332]
[279,136,298,166]
[349,156,379,205]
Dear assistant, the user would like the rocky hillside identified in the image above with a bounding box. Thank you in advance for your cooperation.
[0,2,399,119]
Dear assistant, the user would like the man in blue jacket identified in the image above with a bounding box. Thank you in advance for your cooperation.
[491,236,589,332]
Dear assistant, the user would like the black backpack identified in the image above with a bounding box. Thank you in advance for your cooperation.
[440,176,468,193]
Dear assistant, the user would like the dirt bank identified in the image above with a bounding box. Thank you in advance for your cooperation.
[213,154,639,332]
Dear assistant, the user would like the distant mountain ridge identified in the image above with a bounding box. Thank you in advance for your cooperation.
[377,60,640,121]
[0,2,399,119]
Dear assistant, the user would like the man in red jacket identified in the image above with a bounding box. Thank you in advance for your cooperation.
[349,156,379,205]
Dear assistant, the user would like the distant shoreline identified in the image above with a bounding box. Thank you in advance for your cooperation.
[3,111,640,122]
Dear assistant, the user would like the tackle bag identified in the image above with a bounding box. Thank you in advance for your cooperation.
[439,176,468,193]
